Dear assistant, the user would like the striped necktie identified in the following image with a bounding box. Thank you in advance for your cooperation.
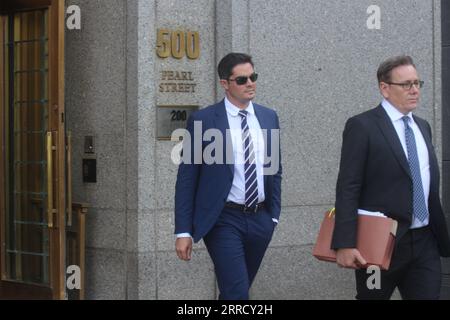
[402,116,428,222]
[239,110,259,208]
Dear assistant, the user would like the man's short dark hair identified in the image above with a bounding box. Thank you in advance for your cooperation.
[218,53,254,80]
[377,55,416,84]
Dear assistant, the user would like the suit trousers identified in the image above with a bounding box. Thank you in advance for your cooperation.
[355,226,442,300]
[203,206,275,300]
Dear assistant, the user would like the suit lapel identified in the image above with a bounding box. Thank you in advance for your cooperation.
[254,104,271,154]
[254,104,269,129]
[413,115,433,156]
[254,104,271,186]
[214,100,234,176]
[373,105,412,179]
[413,115,438,185]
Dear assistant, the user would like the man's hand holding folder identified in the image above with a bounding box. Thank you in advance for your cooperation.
[313,208,398,270]
[336,209,386,269]
[336,248,367,269]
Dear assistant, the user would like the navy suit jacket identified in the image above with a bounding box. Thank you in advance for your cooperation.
[331,105,450,257]
[175,100,282,243]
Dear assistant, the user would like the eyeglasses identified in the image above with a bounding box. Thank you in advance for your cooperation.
[386,80,424,90]
[228,73,258,85]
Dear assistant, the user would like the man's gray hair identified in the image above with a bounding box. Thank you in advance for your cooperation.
[377,55,416,84]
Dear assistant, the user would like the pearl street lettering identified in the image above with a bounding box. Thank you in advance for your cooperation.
[159,70,197,93]
[161,71,194,81]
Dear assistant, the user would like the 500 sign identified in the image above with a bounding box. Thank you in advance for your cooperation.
[156,29,200,60]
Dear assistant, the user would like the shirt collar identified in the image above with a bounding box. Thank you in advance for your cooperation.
[224,97,255,117]
[381,99,413,122]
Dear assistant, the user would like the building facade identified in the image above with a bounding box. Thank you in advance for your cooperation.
[1,0,449,299]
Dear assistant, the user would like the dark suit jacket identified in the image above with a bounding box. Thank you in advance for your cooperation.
[331,104,450,257]
[175,100,282,243]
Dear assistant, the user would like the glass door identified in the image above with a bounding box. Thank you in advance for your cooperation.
[0,0,66,299]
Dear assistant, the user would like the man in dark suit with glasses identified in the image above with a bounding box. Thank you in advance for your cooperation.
[332,55,450,299]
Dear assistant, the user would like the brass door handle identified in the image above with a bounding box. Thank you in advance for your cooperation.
[66,131,73,227]
[46,132,54,228]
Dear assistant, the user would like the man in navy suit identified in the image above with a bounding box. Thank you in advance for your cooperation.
[332,55,450,299]
[174,53,282,300]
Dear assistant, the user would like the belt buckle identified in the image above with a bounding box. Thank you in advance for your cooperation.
[243,204,258,213]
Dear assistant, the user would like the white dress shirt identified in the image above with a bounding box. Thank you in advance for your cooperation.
[381,99,430,228]
[224,98,266,205]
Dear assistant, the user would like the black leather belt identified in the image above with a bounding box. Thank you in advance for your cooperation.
[409,225,430,233]
[225,201,266,213]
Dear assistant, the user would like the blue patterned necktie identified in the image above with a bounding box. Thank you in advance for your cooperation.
[402,116,428,222]
[239,110,258,208]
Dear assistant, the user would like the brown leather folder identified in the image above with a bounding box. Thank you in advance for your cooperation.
[312,208,398,270]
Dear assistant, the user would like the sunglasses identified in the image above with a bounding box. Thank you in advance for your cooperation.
[228,73,258,85]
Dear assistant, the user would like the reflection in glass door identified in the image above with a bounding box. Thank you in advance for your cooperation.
[6,9,50,285]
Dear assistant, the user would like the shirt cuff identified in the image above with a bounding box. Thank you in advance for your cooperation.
[176,233,192,238]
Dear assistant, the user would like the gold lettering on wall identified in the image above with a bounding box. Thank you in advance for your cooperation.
[156,29,200,60]
[159,70,197,93]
